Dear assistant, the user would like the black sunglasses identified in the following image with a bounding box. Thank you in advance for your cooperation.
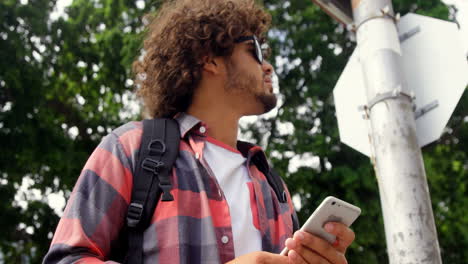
[234,35,264,65]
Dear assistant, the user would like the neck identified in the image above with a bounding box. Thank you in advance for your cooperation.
[187,105,240,149]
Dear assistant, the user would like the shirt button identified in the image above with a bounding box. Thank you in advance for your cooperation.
[199,126,206,134]
[221,235,229,244]
[195,153,200,159]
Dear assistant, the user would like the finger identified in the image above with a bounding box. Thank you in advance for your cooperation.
[288,250,306,264]
[288,232,347,264]
[289,249,331,264]
[324,222,356,253]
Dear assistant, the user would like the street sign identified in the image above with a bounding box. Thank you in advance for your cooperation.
[311,0,354,25]
[334,13,468,156]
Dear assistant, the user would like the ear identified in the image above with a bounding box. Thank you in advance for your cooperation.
[202,56,222,75]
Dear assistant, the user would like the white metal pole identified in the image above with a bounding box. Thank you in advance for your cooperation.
[351,0,442,263]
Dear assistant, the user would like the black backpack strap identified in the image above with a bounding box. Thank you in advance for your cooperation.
[267,169,288,203]
[268,169,300,232]
[252,155,300,232]
[124,118,180,264]
[291,208,300,232]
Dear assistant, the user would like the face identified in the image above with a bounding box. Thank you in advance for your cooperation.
[223,37,277,115]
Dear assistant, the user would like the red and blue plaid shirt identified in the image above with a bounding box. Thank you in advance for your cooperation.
[44,113,296,264]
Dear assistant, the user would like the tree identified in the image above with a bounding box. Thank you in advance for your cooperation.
[255,0,467,263]
[1,0,466,263]
[1,0,151,262]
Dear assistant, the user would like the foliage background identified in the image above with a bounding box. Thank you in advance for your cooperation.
[1,0,466,263]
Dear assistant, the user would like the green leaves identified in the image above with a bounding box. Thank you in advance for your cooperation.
[258,0,466,263]
[0,0,152,262]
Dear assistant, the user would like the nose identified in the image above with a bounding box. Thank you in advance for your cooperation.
[262,60,273,75]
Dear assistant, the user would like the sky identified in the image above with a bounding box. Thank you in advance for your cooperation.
[442,0,468,56]
[16,0,468,220]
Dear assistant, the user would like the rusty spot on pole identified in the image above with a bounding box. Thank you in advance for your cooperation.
[352,0,362,9]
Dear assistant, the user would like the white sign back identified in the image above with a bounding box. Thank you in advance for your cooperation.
[334,13,468,156]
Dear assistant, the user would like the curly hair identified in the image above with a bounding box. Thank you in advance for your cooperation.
[133,0,271,118]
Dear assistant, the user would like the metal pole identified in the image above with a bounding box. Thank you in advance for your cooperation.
[351,0,442,263]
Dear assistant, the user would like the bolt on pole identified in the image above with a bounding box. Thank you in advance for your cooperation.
[351,0,442,263]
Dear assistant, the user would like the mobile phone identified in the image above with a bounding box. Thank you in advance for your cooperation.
[280,196,361,256]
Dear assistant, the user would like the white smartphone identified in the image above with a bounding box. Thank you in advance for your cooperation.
[280,196,361,256]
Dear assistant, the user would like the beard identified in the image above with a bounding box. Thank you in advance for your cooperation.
[255,91,277,113]
[224,61,277,114]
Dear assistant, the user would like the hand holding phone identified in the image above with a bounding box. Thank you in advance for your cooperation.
[280,196,361,256]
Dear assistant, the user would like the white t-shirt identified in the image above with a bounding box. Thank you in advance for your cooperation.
[203,137,262,257]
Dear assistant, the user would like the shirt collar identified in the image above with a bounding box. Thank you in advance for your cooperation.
[174,112,203,138]
[174,112,270,170]
[237,141,270,172]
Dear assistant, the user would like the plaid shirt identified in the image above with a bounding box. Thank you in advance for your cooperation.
[44,113,296,264]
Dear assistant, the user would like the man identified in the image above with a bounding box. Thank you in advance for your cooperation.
[44,0,355,263]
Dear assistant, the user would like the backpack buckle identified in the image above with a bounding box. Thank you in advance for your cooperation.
[148,139,166,155]
[141,158,164,174]
[159,182,174,201]
[126,202,144,228]
[281,190,287,203]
